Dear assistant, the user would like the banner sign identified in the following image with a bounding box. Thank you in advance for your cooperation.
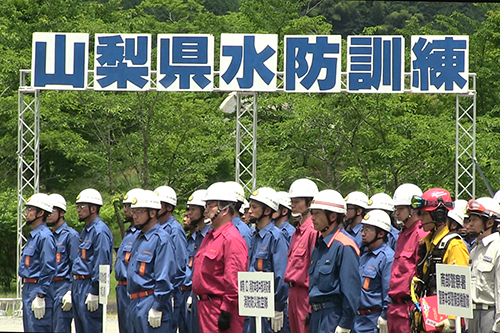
[238,271,274,317]
[435,263,473,319]
[32,32,469,93]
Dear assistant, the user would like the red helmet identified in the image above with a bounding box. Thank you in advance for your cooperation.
[413,188,454,212]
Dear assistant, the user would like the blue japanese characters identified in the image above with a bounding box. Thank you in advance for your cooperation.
[31,32,470,93]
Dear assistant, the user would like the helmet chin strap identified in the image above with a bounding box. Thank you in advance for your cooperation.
[363,235,383,248]
[135,215,152,230]
[211,203,232,222]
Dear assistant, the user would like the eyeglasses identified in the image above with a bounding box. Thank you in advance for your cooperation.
[123,203,131,209]
[132,209,147,215]
[23,207,36,213]
[411,195,454,210]
[75,204,88,210]
[205,203,218,210]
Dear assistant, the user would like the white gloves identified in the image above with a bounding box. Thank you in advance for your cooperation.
[435,318,455,332]
[61,290,72,311]
[377,316,388,333]
[85,293,99,312]
[270,311,284,332]
[148,308,162,328]
[31,295,45,319]
[334,327,350,333]
[186,295,193,312]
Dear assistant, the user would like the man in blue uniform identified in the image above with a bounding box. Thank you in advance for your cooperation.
[181,189,211,333]
[115,188,142,333]
[308,189,361,333]
[127,189,177,333]
[366,193,399,251]
[46,193,79,333]
[353,210,394,333]
[343,191,369,248]
[245,187,289,333]
[71,188,113,333]
[154,185,187,331]
[19,193,57,333]
[273,191,295,246]
[226,181,253,249]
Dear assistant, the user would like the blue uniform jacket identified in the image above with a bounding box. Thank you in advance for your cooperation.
[232,216,252,250]
[72,217,114,295]
[309,227,361,329]
[343,223,363,249]
[160,216,188,289]
[115,227,139,281]
[278,221,295,246]
[19,223,57,296]
[387,226,399,251]
[358,242,394,319]
[53,222,79,281]
[248,222,289,312]
[127,223,177,312]
[184,224,211,287]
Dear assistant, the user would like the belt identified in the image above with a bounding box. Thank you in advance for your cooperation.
[181,286,192,291]
[118,280,127,286]
[473,303,494,310]
[53,276,65,282]
[196,294,221,301]
[357,307,383,315]
[129,290,154,300]
[73,275,91,280]
[311,301,337,312]
[390,296,412,304]
[23,278,38,283]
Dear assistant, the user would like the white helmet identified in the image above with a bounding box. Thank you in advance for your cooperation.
[187,189,207,207]
[250,187,279,211]
[393,183,422,206]
[362,209,392,233]
[154,186,177,206]
[276,191,291,210]
[448,202,466,227]
[467,197,500,219]
[205,182,237,202]
[225,181,246,203]
[368,193,395,212]
[123,188,143,204]
[288,178,319,198]
[494,190,500,204]
[49,193,66,212]
[131,190,161,210]
[310,190,346,214]
[76,188,103,206]
[26,193,53,213]
[345,191,369,209]
[239,198,249,215]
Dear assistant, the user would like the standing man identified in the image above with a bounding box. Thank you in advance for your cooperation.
[273,191,295,246]
[353,210,394,333]
[226,181,253,249]
[387,183,428,333]
[246,187,289,333]
[308,189,360,333]
[47,193,79,333]
[127,189,177,333]
[155,185,188,331]
[343,191,369,248]
[467,197,500,333]
[115,188,142,333]
[181,189,211,333]
[192,182,249,333]
[72,188,113,333]
[19,193,56,332]
[284,178,319,333]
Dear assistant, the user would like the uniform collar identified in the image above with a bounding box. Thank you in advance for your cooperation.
[192,224,211,240]
[257,221,274,238]
[212,221,233,239]
[30,223,46,237]
[481,232,500,247]
[85,217,101,231]
[431,225,450,246]
[160,215,175,226]
[141,222,160,241]
[318,226,340,248]
[402,218,421,234]
[232,216,242,225]
[370,242,386,255]
[278,221,290,229]
[53,222,68,235]
[297,215,313,234]
[348,222,363,234]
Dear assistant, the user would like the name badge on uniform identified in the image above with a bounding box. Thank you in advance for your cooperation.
[483,256,493,263]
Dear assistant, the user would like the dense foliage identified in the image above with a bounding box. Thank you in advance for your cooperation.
[0,0,500,290]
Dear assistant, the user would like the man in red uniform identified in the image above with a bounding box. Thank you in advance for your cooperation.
[387,183,428,333]
[193,182,249,333]
[283,178,319,333]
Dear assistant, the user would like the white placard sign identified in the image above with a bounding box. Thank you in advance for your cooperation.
[99,264,110,305]
[436,263,473,319]
[238,272,274,317]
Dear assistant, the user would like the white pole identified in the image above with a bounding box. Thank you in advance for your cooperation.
[102,303,107,333]
[256,316,262,333]
[455,316,461,333]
